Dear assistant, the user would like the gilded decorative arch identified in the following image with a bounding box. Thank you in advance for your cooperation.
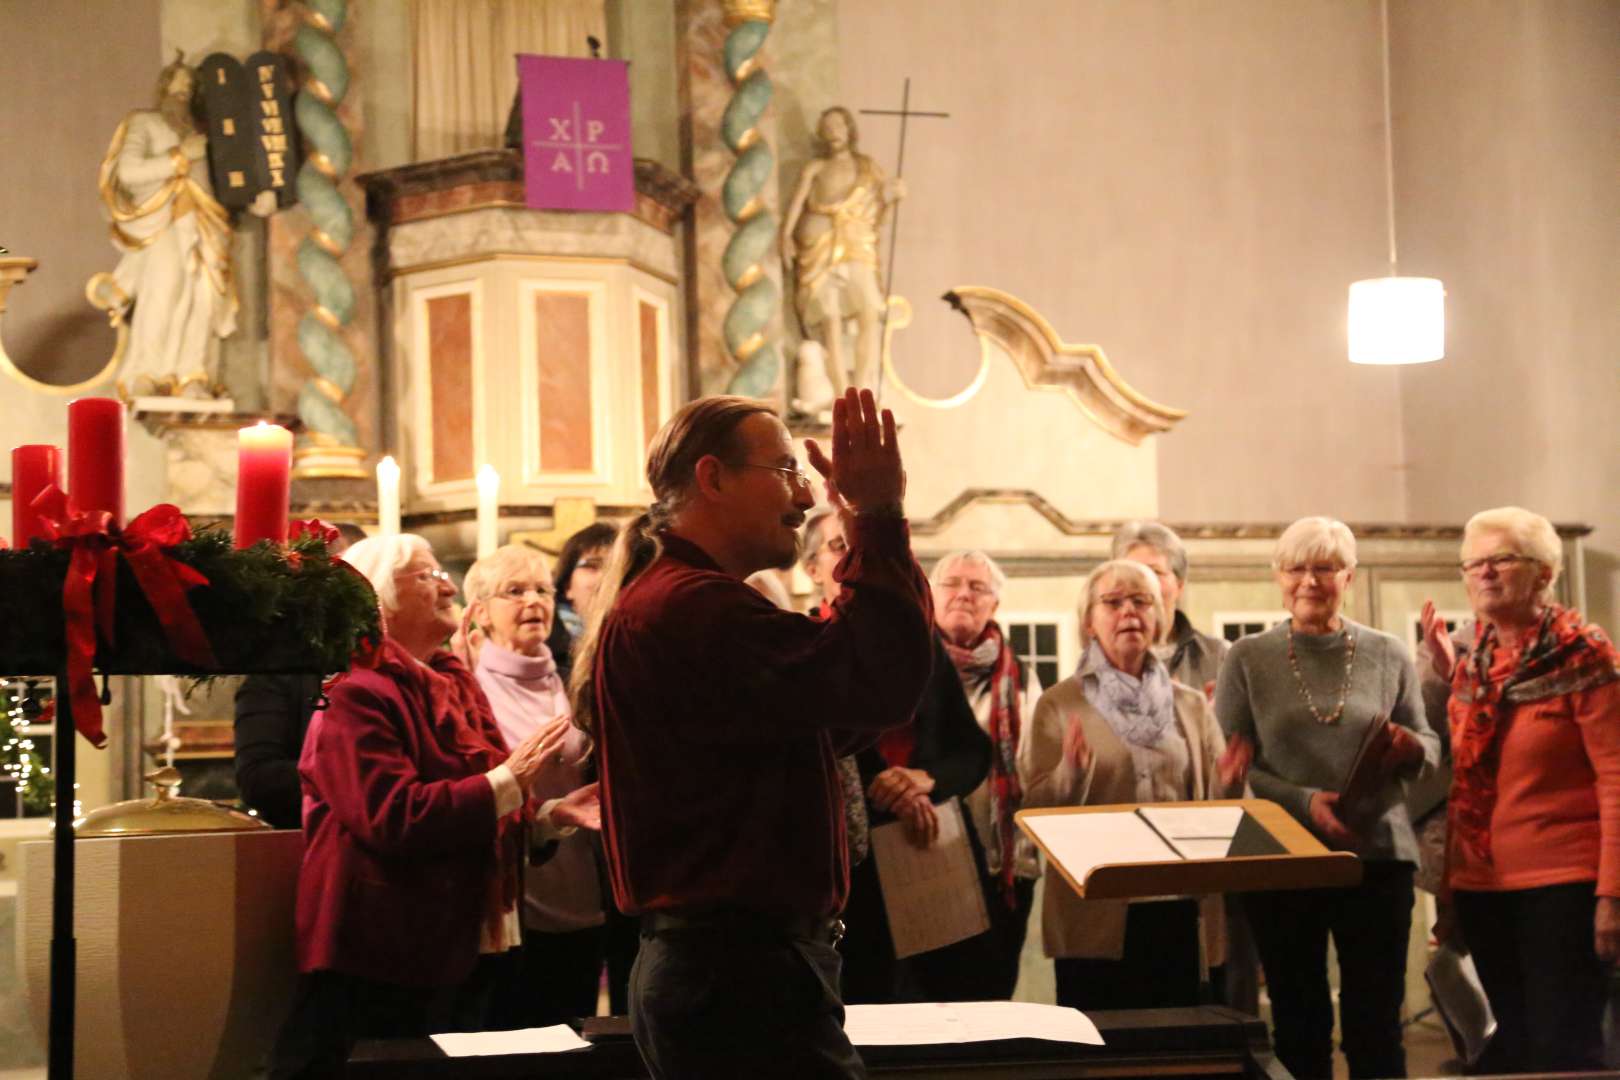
[943,285,1187,446]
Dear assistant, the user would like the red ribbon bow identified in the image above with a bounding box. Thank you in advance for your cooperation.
[31,486,216,747]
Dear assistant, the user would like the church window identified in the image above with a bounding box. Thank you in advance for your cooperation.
[1006,618,1063,691]
[1214,611,1290,643]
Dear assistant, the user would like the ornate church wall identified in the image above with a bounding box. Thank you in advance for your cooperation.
[1392,0,1620,631]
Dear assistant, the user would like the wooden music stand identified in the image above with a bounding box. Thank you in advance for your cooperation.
[1016,798,1361,900]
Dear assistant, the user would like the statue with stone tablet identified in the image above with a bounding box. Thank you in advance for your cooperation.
[89,52,277,400]
[781,106,905,413]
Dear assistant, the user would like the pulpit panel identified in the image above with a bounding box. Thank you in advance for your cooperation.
[520,279,611,488]
[411,281,484,496]
[534,293,594,472]
[634,288,672,460]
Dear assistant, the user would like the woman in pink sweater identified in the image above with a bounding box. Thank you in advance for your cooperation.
[464,544,603,1029]
[1425,506,1620,1073]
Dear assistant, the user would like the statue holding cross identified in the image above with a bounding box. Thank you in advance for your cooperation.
[781,87,947,415]
[780,106,901,409]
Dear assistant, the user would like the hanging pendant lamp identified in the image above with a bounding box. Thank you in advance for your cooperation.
[1348,0,1444,365]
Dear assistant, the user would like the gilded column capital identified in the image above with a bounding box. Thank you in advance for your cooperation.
[723,0,775,27]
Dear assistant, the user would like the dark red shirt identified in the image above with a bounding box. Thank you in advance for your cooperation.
[595,515,934,919]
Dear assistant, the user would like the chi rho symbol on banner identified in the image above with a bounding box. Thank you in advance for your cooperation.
[532,102,623,190]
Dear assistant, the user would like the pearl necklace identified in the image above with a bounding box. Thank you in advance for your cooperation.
[1286,622,1357,725]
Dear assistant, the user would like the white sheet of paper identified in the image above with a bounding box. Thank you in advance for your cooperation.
[1019,810,1179,886]
[1135,805,1245,842]
[870,799,991,959]
[844,1001,1104,1046]
[1165,837,1233,860]
[430,1026,590,1057]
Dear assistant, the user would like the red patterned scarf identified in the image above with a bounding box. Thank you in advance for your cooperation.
[944,621,1025,908]
[1449,604,1619,865]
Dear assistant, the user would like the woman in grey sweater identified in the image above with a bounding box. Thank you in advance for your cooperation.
[1214,517,1439,1080]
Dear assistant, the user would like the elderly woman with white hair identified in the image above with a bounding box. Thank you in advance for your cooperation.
[461,543,603,1029]
[1213,516,1438,1080]
[1020,558,1238,1010]
[929,549,1044,997]
[1113,520,1229,693]
[1420,507,1620,1073]
[272,535,571,1076]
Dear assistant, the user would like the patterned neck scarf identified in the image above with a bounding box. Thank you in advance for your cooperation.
[1449,604,1619,865]
[1081,640,1176,748]
[944,621,1025,908]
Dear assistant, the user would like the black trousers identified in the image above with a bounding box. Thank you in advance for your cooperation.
[631,922,866,1080]
[1054,898,1202,1011]
[269,970,451,1079]
[1455,881,1608,1072]
[1245,860,1414,1080]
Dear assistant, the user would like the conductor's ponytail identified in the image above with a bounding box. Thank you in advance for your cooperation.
[568,510,661,734]
[566,394,776,735]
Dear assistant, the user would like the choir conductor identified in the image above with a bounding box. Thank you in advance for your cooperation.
[569,388,934,1078]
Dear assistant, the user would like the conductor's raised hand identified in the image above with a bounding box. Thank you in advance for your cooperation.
[805,388,904,519]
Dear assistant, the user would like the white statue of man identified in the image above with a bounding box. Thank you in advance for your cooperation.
[780,107,904,412]
[91,53,271,399]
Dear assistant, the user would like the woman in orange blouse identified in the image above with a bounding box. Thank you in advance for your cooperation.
[1424,506,1620,1073]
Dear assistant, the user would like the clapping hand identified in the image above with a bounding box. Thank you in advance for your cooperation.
[805,388,905,532]
[1595,897,1620,964]
[1062,712,1092,772]
[504,715,573,792]
[1218,733,1254,789]
[1420,600,1457,683]
[1384,724,1425,776]
[1307,791,1361,850]
[547,782,601,832]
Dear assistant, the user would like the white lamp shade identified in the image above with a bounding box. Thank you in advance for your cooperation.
[1348,276,1445,365]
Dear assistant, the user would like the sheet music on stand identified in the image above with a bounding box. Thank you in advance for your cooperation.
[1017,799,1360,900]
[870,798,990,959]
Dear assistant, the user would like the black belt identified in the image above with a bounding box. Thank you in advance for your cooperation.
[641,909,846,946]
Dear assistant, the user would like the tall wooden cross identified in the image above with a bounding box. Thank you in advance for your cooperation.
[860,79,949,403]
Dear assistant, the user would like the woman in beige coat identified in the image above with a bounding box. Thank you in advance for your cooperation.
[1018,558,1240,1009]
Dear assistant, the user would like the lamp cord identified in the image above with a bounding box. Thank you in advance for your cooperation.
[1380,0,1399,275]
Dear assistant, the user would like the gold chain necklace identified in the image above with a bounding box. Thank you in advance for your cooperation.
[1286,622,1357,725]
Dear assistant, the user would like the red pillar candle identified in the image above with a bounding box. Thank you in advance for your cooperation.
[10,445,62,547]
[234,422,293,548]
[67,397,125,527]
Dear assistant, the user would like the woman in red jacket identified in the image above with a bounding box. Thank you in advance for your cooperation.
[270,534,578,1079]
[1426,506,1620,1073]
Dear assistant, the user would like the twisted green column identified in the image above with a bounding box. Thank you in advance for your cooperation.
[720,1,780,398]
[291,0,366,478]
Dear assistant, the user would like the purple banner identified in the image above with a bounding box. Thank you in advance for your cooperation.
[520,54,634,212]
